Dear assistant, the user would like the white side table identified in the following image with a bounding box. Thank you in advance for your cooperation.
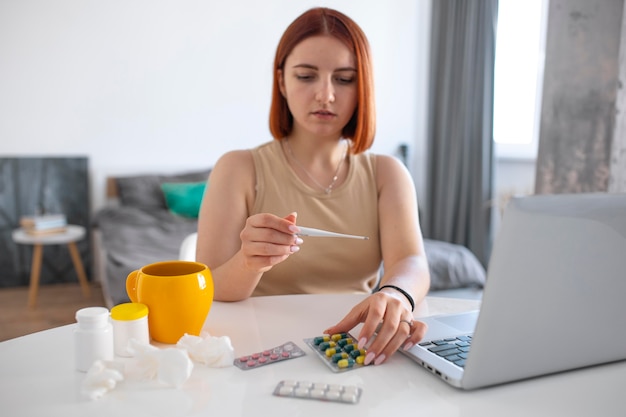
[12,225,91,308]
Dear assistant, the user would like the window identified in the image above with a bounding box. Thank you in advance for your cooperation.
[493,0,549,159]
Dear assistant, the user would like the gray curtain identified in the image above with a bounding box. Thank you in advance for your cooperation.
[423,0,497,267]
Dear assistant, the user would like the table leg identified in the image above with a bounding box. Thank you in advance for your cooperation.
[68,242,91,299]
[28,244,43,309]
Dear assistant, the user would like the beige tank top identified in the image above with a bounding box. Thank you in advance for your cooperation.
[250,140,382,296]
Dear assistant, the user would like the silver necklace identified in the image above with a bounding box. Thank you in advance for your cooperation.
[284,138,348,194]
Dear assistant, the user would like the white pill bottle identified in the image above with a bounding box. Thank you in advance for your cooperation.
[74,307,114,372]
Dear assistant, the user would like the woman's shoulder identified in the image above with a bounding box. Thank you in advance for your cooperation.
[364,153,412,187]
[210,149,256,195]
[213,140,281,177]
[253,139,281,155]
[370,153,406,170]
[215,140,275,164]
[215,149,253,167]
[352,152,404,172]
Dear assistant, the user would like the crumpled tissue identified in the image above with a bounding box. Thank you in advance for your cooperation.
[81,360,125,400]
[177,333,235,367]
[123,341,194,388]
[81,332,235,400]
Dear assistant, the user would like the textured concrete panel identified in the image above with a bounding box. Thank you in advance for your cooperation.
[536,0,623,193]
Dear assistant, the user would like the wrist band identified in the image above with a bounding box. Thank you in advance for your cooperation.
[377,285,415,312]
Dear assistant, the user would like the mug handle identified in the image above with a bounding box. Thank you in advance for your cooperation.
[126,270,139,302]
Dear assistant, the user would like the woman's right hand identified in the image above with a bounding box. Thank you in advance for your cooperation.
[238,212,302,273]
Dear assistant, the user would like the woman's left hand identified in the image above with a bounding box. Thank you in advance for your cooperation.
[323,292,427,365]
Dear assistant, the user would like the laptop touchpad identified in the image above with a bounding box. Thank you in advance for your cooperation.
[434,311,479,334]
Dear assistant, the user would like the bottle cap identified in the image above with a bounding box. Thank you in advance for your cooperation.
[75,307,110,329]
[110,302,149,321]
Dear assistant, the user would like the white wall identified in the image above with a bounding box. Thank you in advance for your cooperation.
[0,0,430,212]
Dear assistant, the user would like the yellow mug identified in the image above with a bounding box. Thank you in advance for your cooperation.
[126,260,214,344]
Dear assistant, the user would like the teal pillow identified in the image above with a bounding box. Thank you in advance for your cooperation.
[160,181,207,218]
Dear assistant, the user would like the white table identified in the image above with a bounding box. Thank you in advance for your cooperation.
[12,225,91,307]
[0,294,624,416]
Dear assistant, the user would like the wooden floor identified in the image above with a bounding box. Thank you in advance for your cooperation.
[0,281,107,342]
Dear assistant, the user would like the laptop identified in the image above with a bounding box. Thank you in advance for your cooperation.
[401,192,626,389]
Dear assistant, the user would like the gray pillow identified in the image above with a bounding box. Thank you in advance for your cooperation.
[116,169,211,210]
[424,239,486,290]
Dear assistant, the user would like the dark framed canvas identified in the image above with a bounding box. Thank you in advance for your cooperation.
[0,157,91,287]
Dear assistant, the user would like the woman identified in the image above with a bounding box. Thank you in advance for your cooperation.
[197,7,430,365]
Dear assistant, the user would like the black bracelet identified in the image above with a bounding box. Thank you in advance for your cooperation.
[377,285,415,312]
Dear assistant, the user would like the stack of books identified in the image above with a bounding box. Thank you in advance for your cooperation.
[19,214,68,235]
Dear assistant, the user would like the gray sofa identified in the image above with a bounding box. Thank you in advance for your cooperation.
[93,169,486,308]
[93,169,211,308]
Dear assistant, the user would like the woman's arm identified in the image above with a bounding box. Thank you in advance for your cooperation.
[196,150,301,301]
[324,154,430,364]
[376,154,430,306]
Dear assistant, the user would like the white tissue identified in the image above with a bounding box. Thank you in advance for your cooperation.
[177,333,235,367]
[81,360,124,400]
[123,340,194,388]
[81,333,233,400]
[153,348,194,388]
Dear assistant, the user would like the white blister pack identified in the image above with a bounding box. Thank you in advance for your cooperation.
[273,380,362,404]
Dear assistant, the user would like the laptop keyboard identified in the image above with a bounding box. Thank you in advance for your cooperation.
[418,335,472,368]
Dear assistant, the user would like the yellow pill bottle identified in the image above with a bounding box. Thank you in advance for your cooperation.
[110,303,150,357]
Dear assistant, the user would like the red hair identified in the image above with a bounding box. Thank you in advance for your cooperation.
[269,7,376,154]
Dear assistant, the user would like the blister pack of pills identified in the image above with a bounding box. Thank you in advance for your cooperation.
[234,341,306,370]
[303,333,368,372]
[273,380,362,404]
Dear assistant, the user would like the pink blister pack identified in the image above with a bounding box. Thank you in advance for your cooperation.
[234,341,306,370]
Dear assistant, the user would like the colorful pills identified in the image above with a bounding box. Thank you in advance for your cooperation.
[304,333,368,373]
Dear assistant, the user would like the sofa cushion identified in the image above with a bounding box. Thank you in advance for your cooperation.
[115,169,211,210]
[423,239,486,290]
[161,181,207,218]
[94,206,199,306]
